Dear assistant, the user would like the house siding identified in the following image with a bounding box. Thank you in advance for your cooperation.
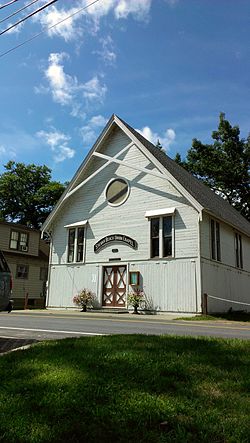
[48,259,199,312]
[51,135,199,265]
[43,116,250,314]
[0,222,49,308]
[0,223,39,256]
[48,129,201,312]
[200,212,250,312]
[6,254,47,308]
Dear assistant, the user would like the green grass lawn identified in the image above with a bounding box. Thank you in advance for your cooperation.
[0,335,249,443]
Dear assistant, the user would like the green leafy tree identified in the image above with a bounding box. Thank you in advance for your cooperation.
[175,113,250,221]
[0,161,66,228]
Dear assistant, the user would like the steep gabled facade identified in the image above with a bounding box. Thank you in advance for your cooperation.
[42,115,250,313]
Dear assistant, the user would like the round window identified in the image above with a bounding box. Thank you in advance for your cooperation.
[106,178,129,206]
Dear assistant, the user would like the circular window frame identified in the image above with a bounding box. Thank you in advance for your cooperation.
[105,177,130,207]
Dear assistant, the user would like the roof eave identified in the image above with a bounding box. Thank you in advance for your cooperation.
[41,114,117,233]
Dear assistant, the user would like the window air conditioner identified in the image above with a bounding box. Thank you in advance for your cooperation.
[21,246,28,252]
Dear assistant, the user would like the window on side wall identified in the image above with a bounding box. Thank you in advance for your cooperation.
[67,226,85,263]
[210,219,221,261]
[10,230,29,252]
[16,264,29,279]
[150,216,173,259]
[235,233,243,269]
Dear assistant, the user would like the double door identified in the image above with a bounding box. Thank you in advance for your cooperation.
[102,266,127,307]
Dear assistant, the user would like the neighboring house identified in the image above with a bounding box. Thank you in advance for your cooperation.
[0,221,49,309]
[42,115,250,313]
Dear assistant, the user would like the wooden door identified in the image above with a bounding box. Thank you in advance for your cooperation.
[102,266,127,307]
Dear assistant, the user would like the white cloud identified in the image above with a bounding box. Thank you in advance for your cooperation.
[0,145,6,155]
[55,146,75,163]
[34,4,83,41]
[82,76,107,103]
[36,129,70,148]
[5,22,24,35]
[80,114,107,145]
[36,52,107,118]
[0,144,16,159]
[136,126,176,151]
[34,1,153,42]
[45,52,73,106]
[37,128,75,163]
[94,36,117,65]
[114,0,151,20]
[90,115,107,126]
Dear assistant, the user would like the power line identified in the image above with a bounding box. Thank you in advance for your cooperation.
[0,0,101,59]
[0,0,19,11]
[0,0,40,25]
[0,0,58,36]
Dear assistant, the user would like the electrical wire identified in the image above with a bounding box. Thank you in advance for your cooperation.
[0,0,40,25]
[0,0,58,35]
[0,0,101,59]
[0,0,19,11]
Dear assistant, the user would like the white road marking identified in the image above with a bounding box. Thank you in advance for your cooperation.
[0,326,106,336]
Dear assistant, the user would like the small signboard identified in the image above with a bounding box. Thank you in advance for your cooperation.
[94,234,138,253]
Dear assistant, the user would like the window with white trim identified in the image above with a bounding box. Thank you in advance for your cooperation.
[235,233,243,269]
[105,178,129,206]
[10,230,29,252]
[145,208,175,259]
[150,216,173,258]
[67,226,85,263]
[210,219,221,261]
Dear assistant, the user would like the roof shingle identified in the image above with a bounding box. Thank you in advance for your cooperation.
[119,116,250,237]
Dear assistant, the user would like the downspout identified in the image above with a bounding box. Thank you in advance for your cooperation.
[46,229,53,309]
[196,212,203,313]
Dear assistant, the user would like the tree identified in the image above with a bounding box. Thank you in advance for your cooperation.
[0,161,66,228]
[174,113,250,221]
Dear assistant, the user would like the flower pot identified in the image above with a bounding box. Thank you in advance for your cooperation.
[133,304,139,314]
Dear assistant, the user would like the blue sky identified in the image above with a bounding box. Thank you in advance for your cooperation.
[0,0,249,183]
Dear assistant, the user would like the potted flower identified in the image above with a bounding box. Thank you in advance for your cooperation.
[127,289,145,314]
[73,288,95,312]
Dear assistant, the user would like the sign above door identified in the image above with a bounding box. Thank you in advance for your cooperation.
[94,234,138,253]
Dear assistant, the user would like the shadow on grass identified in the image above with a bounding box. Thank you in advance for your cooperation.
[212,311,250,322]
[178,311,250,322]
[0,335,249,443]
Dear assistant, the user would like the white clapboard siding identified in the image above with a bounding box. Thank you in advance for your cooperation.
[51,130,199,266]
[48,259,199,312]
[200,212,250,272]
[48,264,99,308]
[201,258,250,312]
[68,126,131,192]
[130,260,198,312]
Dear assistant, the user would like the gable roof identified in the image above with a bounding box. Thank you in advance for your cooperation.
[119,116,250,237]
[42,114,250,237]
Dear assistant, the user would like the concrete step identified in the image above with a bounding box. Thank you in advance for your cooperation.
[89,308,129,314]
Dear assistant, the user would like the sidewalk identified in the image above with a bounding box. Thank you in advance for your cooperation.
[11,308,193,321]
[9,308,250,326]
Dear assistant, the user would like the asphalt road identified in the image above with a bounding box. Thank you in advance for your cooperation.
[0,310,250,341]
